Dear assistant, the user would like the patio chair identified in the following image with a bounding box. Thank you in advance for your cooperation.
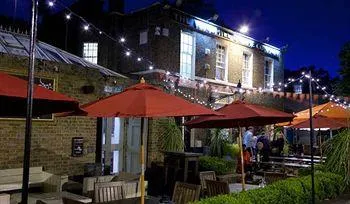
[199,171,216,190]
[123,181,139,198]
[172,182,201,204]
[205,180,230,197]
[62,197,85,204]
[36,201,48,204]
[94,181,125,203]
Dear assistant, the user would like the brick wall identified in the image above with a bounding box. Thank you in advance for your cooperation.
[0,54,128,176]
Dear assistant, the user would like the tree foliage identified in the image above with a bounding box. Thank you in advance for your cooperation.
[337,42,350,95]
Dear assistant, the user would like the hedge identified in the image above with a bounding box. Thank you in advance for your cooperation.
[199,156,236,175]
[192,172,345,204]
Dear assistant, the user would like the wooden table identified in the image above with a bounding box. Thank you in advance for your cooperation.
[229,183,259,193]
[11,191,92,204]
[260,161,310,168]
[92,196,167,204]
[164,151,202,184]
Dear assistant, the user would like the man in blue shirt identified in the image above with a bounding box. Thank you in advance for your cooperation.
[243,126,254,153]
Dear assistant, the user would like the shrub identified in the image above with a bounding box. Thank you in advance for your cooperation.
[199,156,236,175]
[223,143,240,158]
[192,172,345,204]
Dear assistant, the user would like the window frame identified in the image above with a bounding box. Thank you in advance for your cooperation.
[264,57,274,90]
[83,42,98,64]
[215,44,228,82]
[242,52,253,87]
[180,31,196,79]
[139,30,148,45]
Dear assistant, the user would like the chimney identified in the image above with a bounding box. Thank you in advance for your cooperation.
[109,0,124,13]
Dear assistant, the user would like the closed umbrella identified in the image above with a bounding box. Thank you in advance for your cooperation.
[0,71,80,117]
[185,100,294,190]
[68,79,220,204]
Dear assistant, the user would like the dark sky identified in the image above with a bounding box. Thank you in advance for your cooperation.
[1,0,350,77]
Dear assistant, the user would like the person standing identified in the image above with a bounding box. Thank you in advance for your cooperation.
[243,126,254,155]
[276,131,285,156]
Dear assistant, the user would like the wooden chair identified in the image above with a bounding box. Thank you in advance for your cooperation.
[172,182,201,204]
[205,180,230,197]
[123,181,139,198]
[62,197,85,204]
[94,181,125,203]
[264,172,287,184]
[199,171,216,191]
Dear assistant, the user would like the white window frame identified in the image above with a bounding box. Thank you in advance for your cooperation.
[242,52,253,87]
[264,57,274,90]
[139,30,148,45]
[83,42,98,64]
[180,31,196,79]
[215,44,228,82]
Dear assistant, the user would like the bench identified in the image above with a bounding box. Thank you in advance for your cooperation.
[0,167,68,193]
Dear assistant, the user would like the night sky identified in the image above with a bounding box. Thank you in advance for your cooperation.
[1,0,350,77]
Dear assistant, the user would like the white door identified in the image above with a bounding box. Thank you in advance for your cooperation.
[102,118,124,174]
[125,118,148,174]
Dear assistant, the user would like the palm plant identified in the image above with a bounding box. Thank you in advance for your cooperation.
[210,128,229,157]
[323,128,350,189]
[157,118,184,152]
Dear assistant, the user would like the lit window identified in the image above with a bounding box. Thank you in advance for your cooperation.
[139,31,148,45]
[216,45,226,81]
[180,32,195,78]
[83,42,98,64]
[294,84,302,94]
[264,59,274,89]
[242,53,252,87]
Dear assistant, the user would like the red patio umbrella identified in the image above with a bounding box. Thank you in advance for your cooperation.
[291,115,348,129]
[184,100,294,190]
[69,79,220,204]
[0,71,80,117]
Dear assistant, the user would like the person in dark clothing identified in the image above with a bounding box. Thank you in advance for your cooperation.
[275,131,285,156]
[256,134,270,162]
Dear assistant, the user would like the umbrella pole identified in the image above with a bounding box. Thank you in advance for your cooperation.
[239,127,246,191]
[140,117,145,204]
[308,70,315,204]
[21,0,38,203]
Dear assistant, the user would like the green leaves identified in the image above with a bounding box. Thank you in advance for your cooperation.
[193,172,345,204]
[324,129,350,189]
[199,156,236,175]
[157,118,184,152]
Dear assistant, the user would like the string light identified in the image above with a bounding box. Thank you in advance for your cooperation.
[49,0,349,109]
[48,1,54,7]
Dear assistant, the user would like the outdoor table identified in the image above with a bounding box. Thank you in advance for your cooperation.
[269,156,323,163]
[260,161,310,168]
[92,196,168,204]
[229,183,259,193]
[11,191,92,204]
[164,151,202,184]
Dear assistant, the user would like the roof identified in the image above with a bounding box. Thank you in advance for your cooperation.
[0,29,127,78]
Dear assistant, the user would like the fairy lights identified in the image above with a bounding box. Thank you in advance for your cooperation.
[48,0,349,110]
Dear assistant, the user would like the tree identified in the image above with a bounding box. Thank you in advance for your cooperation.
[284,66,336,94]
[337,42,350,95]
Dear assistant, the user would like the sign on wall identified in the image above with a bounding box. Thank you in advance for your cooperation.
[72,137,84,157]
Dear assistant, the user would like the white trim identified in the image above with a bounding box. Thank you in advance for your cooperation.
[264,57,274,91]
[215,44,228,82]
[180,31,196,79]
[242,51,253,88]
